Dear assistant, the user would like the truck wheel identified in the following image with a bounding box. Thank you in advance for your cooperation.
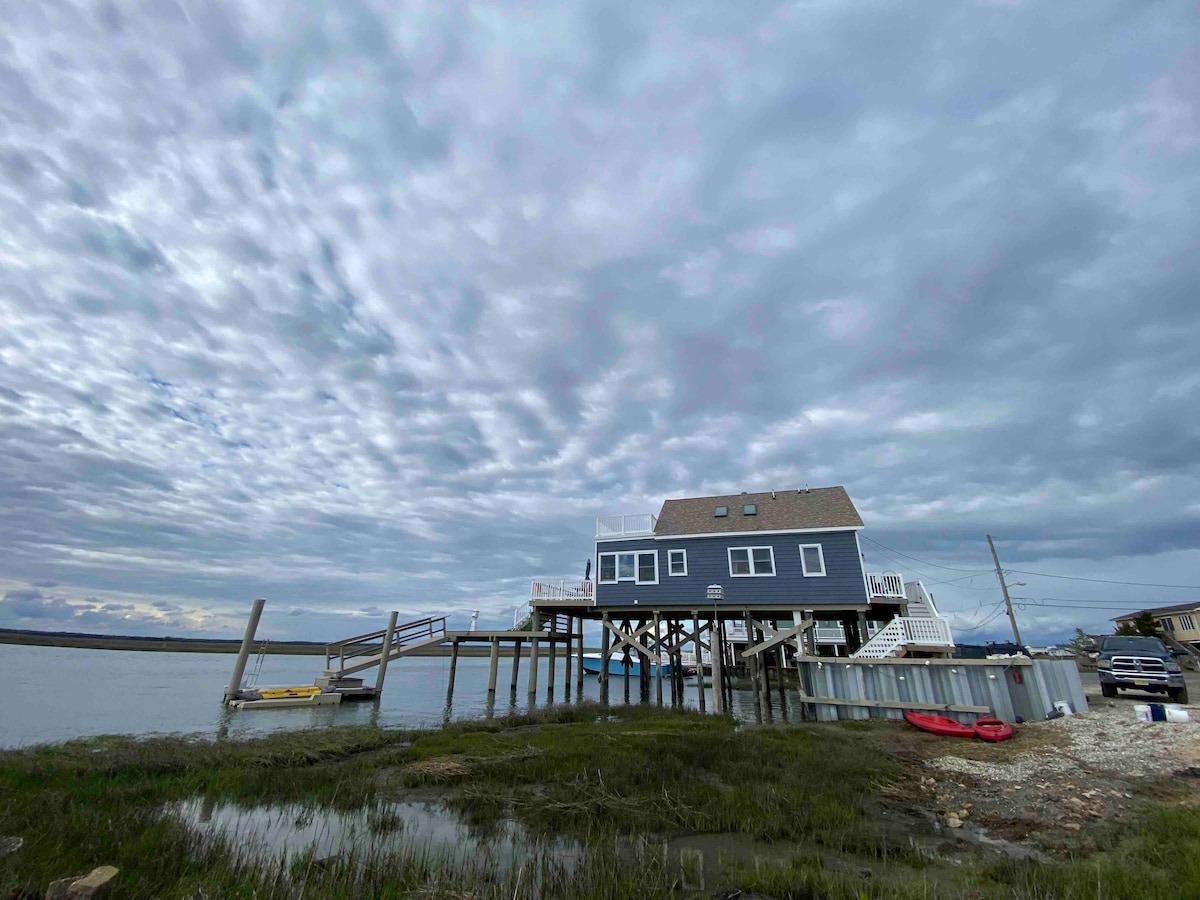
[1170,687,1189,704]
[1101,683,1117,698]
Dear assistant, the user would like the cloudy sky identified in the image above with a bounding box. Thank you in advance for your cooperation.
[1,0,1198,646]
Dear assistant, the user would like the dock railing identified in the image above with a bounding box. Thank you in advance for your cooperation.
[530,578,594,604]
[324,616,446,673]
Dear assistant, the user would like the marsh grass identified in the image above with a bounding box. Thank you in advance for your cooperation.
[1,704,1198,898]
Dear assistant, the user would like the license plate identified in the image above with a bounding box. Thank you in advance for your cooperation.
[1133,679,1152,686]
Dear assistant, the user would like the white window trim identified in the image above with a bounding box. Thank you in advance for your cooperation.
[1182,615,1196,631]
[668,549,688,576]
[598,550,658,584]
[728,546,776,578]
[598,552,619,584]
[636,550,659,585]
[799,543,827,577]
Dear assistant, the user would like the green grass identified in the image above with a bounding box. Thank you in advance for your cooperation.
[1,704,1198,898]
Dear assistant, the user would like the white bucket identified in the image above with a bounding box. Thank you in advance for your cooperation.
[1053,701,1074,717]
[1166,706,1191,724]
[1135,704,1153,723]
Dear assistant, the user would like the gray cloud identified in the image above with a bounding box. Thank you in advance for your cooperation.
[0,0,1197,646]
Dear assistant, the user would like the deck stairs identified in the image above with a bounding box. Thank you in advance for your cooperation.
[322,616,447,679]
[852,582,954,659]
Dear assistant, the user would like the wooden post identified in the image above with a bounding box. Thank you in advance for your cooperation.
[775,639,788,721]
[622,619,631,703]
[374,610,399,697]
[722,621,734,709]
[547,613,557,698]
[638,619,650,702]
[576,614,585,693]
[758,624,773,715]
[224,597,265,702]
[692,612,706,713]
[564,615,573,699]
[653,612,663,706]
[746,613,762,724]
[599,614,611,703]
[527,610,541,698]
[447,638,460,700]
[487,637,500,695]
[510,639,522,691]
[711,614,724,714]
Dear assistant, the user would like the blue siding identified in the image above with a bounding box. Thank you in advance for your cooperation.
[594,531,868,609]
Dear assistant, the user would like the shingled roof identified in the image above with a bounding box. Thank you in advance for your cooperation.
[653,486,863,536]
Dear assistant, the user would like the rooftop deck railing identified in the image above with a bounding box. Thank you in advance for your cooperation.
[595,513,657,539]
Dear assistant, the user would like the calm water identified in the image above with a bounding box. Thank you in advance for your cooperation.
[0,645,785,747]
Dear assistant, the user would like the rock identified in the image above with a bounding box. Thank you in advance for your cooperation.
[0,836,22,857]
[945,813,963,829]
[1063,822,1082,831]
[45,866,119,899]
[958,808,970,819]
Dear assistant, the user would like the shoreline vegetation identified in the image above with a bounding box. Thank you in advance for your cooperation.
[2,704,1199,898]
[0,628,575,657]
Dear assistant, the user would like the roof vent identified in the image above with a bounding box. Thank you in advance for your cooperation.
[743,504,757,516]
[714,506,728,517]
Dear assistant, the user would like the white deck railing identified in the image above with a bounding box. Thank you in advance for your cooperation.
[866,571,905,599]
[595,513,657,539]
[530,579,595,604]
[851,616,954,659]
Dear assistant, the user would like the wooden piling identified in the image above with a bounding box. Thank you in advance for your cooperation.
[487,637,500,695]
[224,598,265,702]
[746,613,762,724]
[547,614,557,698]
[374,610,399,697]
[692,612,706,713]
[447,637,460,700]
[576,615,585,692]
[564,615,573,699]
[528,611,540,698]
[622,619,631,703]
[599,614,611,703]
[711,614,724,714]
[510,639,522,691]
[653,612,663,706]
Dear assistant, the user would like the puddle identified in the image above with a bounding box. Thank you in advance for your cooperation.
[169,796,583,875]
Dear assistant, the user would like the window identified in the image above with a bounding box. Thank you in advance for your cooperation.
[599,551,657,584]
[799,543,826,577]
[1182,615,1196,631]
[668,549,688,576]
[714,506,728,517]
[743,504,757,515]
[599,554,616,583]
[728,546,775,577]
[638,551,658,584]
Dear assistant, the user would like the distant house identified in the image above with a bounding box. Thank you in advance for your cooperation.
[1113,603,1200,653]
[580,486,956,659]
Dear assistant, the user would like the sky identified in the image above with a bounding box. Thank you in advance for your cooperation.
[1,0,1198,647]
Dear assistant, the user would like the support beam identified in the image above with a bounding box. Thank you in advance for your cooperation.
[653,612,663,706]
[711,615,724,714]
[740,619,814,659]
[576,615,585,692]
[487,637,500,695]
[546,614,557,698]
[563,615,573,699]
[622,619,631,703]
[527,610,541,698]
[447,638,460,700]
[746,612,762,724]
[374,610,399,696]
[225,598,265,702]
[510,639,522,691]
[599,614,611,703]
[692,612,706,713]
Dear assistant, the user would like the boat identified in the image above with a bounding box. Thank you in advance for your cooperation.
[581,653,672,677]
[971,717,1014,742]
[903,710,975,738]
[227,686,344,710]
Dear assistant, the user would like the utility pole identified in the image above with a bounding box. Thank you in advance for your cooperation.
[987,534,1023,646]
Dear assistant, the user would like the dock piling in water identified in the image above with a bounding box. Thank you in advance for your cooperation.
[224,598,265,703]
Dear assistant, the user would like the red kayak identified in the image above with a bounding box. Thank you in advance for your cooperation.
[904,710,975,738]
[972,717,1014,742]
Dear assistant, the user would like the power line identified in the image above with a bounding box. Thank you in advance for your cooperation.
[1006,569,1200,590]
[859,535,991,574]
[951,604,1008,632]
[859,536,995,589]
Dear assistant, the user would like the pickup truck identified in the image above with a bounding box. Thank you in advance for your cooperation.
[1095,636,1188,703]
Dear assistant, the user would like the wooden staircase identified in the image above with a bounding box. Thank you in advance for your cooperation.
[323,616,447,679]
